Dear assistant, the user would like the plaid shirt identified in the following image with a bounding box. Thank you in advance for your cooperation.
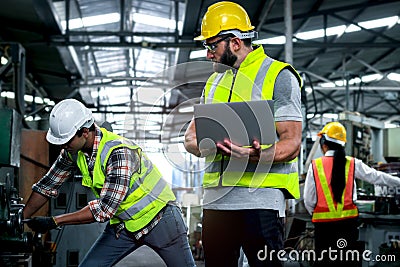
[113,207,164,240]
[33,125,162,238]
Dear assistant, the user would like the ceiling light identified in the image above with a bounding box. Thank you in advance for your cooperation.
[1,92,54,105]
[189,49,207,59]
[61,12,120,30]
[327,25,346,37]
[360,16,398,29]
[255,16,399,44]
[254,36,286,45]
[361,73,383,83]
[0,91,14,99]
[24,95,44,104]
[320,82,336,88]
[348,77,362,85]
[306,114,315,119]
[25,116,43,122]
[132,13,182,31]
[1,56,8,65]
[322,113,338,119]
[178,106,194,113]
[388,73,400,82]
[294,25,346,40]
[345,24,361,33]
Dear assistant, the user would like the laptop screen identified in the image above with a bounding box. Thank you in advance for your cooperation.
[194,100,275,147]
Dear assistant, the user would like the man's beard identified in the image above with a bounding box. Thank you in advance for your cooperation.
[213,44,237,73]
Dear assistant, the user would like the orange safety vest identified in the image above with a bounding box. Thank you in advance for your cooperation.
[311,156,359,222]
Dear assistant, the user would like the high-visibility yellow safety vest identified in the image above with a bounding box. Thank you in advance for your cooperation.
[311,156,359,222]
[202,45,302,199]
[74,128,176,232]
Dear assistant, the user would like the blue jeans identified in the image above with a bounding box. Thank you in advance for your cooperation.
[80,205,196,267]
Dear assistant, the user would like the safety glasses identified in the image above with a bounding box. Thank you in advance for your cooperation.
[202,35,231,53]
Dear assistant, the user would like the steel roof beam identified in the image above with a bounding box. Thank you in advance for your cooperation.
[45,40,400,48]
[260,0,399,25]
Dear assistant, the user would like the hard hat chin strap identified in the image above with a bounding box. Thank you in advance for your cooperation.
[219,30,258,40]
[80,118,95,129]
[322,134,346,147]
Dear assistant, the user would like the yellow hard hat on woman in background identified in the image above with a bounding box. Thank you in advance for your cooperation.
[317,122,347,146]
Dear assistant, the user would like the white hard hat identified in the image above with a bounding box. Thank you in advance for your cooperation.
[46,99,94,145]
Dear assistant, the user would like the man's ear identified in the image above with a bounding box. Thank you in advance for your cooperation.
[230,37,241,51]
[82,127,90,136]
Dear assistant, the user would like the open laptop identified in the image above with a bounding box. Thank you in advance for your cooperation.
[194,100,275,148]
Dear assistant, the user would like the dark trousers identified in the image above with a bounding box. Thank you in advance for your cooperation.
[202,209,284,267]
[313,218,362,267]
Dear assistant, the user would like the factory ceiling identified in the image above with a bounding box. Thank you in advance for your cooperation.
[0,0,399,142]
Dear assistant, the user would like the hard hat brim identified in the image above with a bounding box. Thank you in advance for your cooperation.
[46,130,73,145]
[194,34,206,41]
[320,133,346,146]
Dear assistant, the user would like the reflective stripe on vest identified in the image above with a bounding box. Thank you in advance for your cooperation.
[203,54,302,199]
[75,128,175,232]
[311,156,358,222]
[205,72,225,103]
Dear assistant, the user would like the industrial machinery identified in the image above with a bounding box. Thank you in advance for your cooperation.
[358,162,400,267]
[0,106,110,267]
[0,108,36,266]
[0,172,36,265]
[339,113,400,266]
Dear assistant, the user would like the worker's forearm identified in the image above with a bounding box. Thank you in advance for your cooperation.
[53,205,95,226]
[253,139,300,164]
[23,191,49,219]
[184,120,201,157]
[270,121,302,163]
[184,138,201,157]
[273,138,301,162]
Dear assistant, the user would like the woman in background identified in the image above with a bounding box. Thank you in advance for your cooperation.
[304,121,400,267]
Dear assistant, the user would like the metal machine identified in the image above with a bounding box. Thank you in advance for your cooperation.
[0,172,36,265]
[0,108,37,266]
[358,162,400,267]
[339,112,400,266]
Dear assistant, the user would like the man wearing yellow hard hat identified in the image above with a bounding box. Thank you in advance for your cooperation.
[304,121,400,267]
[184,1,302,266]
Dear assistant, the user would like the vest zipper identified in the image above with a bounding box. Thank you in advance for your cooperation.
[219,156,224,186]
[219,69,237,184]
[227,69,237,103]
[218,69,237,186]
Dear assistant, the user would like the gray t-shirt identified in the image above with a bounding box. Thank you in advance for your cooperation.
[202,67,302,217]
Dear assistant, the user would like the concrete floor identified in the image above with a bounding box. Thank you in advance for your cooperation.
[114,245,205,267]
[113,246,305,267]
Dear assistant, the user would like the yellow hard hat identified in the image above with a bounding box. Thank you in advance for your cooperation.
[317,122,347,146]
[194,1,255,41]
